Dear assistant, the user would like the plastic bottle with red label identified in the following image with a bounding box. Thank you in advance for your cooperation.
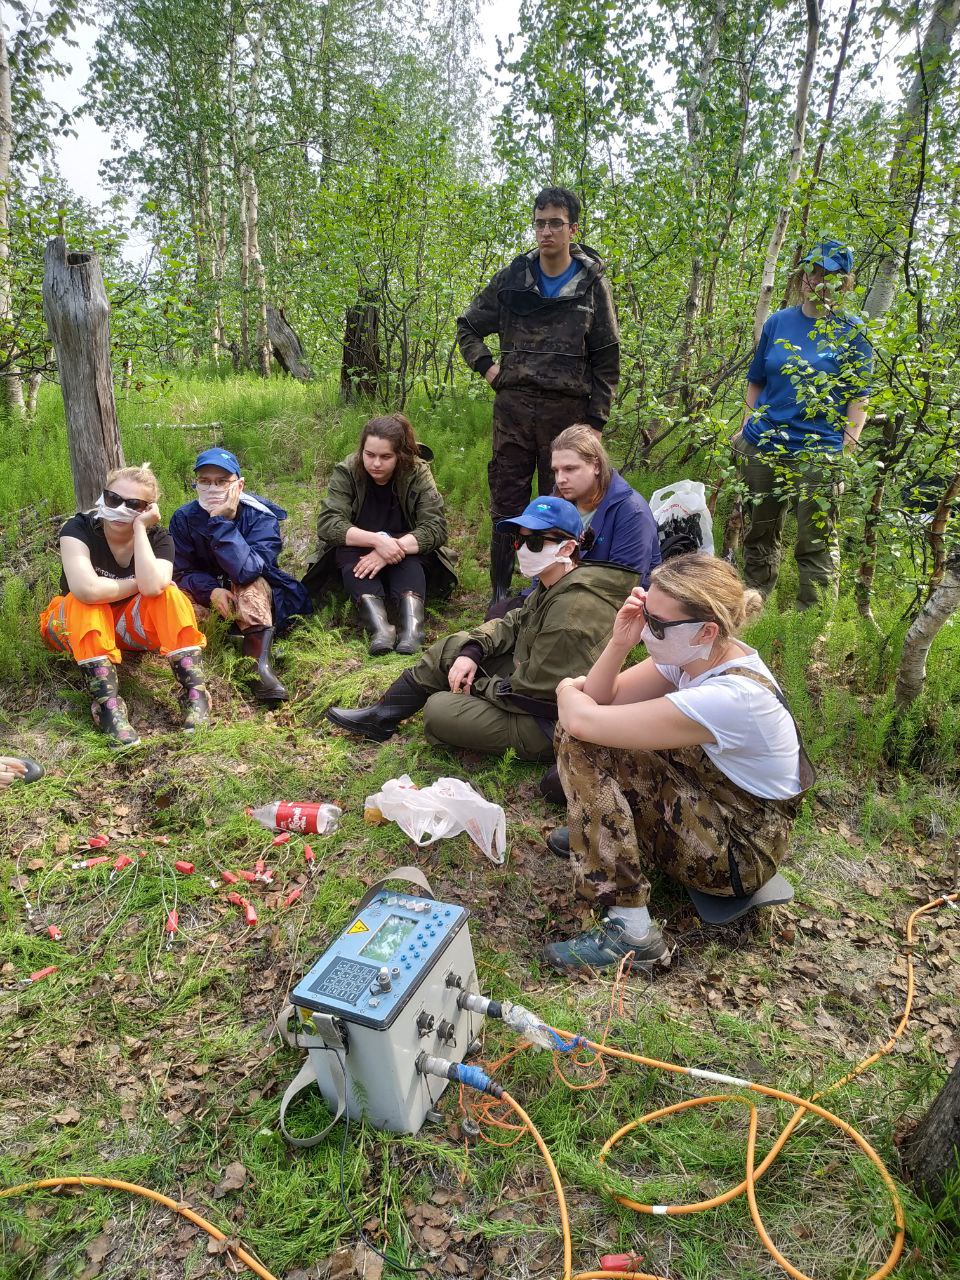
[246,801,342,835]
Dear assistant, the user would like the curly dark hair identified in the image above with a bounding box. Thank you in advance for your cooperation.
[354,413,418,478]
[533,186,581,225]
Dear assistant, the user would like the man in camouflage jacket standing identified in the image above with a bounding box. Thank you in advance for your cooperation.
[456,186,620,607]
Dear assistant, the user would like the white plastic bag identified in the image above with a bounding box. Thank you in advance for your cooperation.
[364,774,507,865]
[649,479,715,557]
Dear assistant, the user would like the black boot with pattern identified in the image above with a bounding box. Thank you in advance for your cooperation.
[169,648,211,731]
[80,658,141,748]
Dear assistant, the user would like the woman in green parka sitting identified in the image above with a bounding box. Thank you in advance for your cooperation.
[303,413,457,655]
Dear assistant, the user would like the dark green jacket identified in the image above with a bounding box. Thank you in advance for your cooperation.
[456,245,620,428]
[460,561,637,709]
[303,446,458,599]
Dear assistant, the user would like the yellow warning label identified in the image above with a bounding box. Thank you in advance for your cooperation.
[346,920,369,935]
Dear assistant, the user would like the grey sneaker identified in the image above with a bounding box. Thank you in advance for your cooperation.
[544,916,671,975]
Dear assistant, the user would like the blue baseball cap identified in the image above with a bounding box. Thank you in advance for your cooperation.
[496,496,582,539]
[194,447,241,475]
[802,239,853,275]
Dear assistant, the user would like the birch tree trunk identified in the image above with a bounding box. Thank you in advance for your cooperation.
[894,550,960,706]
[864,0,960,319]
[752,0,821,344]
[42,238,124,511]
[672,0,728,397]
[780,0,858,308]
[244,7,271,378]
[0,14,23,417]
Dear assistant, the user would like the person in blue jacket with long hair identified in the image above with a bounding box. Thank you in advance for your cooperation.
[484,423,661,804]
[170,448,312,704]
[485,423,660,622]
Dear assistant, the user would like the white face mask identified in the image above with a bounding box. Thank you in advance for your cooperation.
[516,540,573,579]
[94,494,139,524]
[641,622,714,666]
[195,481,236,513]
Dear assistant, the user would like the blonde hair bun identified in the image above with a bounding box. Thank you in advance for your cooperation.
[650,553,761,639]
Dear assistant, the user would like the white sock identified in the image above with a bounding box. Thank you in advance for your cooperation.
[610,905,651,940]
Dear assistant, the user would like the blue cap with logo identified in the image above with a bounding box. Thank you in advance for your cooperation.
[496,496,582,539]
[802,239,853,275]
[194,447,241,476]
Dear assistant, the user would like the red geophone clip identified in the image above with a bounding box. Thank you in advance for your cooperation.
[226,892,258,926]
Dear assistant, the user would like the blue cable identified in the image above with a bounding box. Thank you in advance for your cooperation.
[451,1063,503,1097]
[545,1028,586,1054]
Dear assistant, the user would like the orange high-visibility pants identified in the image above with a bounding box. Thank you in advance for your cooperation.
[40,586,206,664]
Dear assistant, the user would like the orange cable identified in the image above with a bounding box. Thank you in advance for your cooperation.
[491,891,956,1280]
[4,893,955,1280]
[0,1175,278,1280]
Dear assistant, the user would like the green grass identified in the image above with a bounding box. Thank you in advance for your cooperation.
[1,372,959,1279]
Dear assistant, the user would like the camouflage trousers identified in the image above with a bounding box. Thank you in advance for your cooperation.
[735,435,843,611]
[555,726,800,909]
[489,388,591,523]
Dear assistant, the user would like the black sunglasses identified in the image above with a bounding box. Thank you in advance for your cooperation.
[641,601,706,642]
[511,531,567,553]
[102,489,151,513]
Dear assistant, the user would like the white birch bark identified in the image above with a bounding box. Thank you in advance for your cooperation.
[752,0,821,345]
[864,0,960,319]
[244,7,271,378]
[673,0,728,390]
[0,12,23,415]
[894,554,960,706]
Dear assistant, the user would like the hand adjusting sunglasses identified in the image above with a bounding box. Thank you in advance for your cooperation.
[102,489,151,513]
[511,530,568,552]
[641,601,707,641]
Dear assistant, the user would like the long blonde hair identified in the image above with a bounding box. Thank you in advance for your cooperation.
[551,424,612,509]
[105,464,160,501]
[650,554,762,640]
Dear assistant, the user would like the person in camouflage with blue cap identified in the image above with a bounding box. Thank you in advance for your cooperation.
[325,497,635,769]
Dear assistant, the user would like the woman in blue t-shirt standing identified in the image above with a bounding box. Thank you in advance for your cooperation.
[735,239,872,608]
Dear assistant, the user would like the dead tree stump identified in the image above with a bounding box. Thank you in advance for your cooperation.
[267,306,314,381]
[42,237,124,511]
[901,1061,960,1204]
[341,291,382,401]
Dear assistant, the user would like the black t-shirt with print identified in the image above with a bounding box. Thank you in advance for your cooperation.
[58,512,174,594]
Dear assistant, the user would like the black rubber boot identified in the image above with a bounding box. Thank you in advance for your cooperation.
[8,757,44,783]
[539,762,565,805]
[326,669,430,742]
[546,826,571,859]
[80,657,141,748]
[169,647,211,730]
[488,531,516,608]
[241,627,288,702]
[357,595,396,655]
[395,593,426,656]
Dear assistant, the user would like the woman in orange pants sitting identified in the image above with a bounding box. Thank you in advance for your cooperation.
[40,464,210,747]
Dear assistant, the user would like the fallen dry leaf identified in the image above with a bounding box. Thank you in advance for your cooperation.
[354,1243,384,1279]
[212,1160,247,1198]
[50,1107,81,1126]
[419,1226,448,1251]
[78,1231,114,1279]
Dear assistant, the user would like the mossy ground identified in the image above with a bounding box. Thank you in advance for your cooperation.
[1,375,958,1279]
